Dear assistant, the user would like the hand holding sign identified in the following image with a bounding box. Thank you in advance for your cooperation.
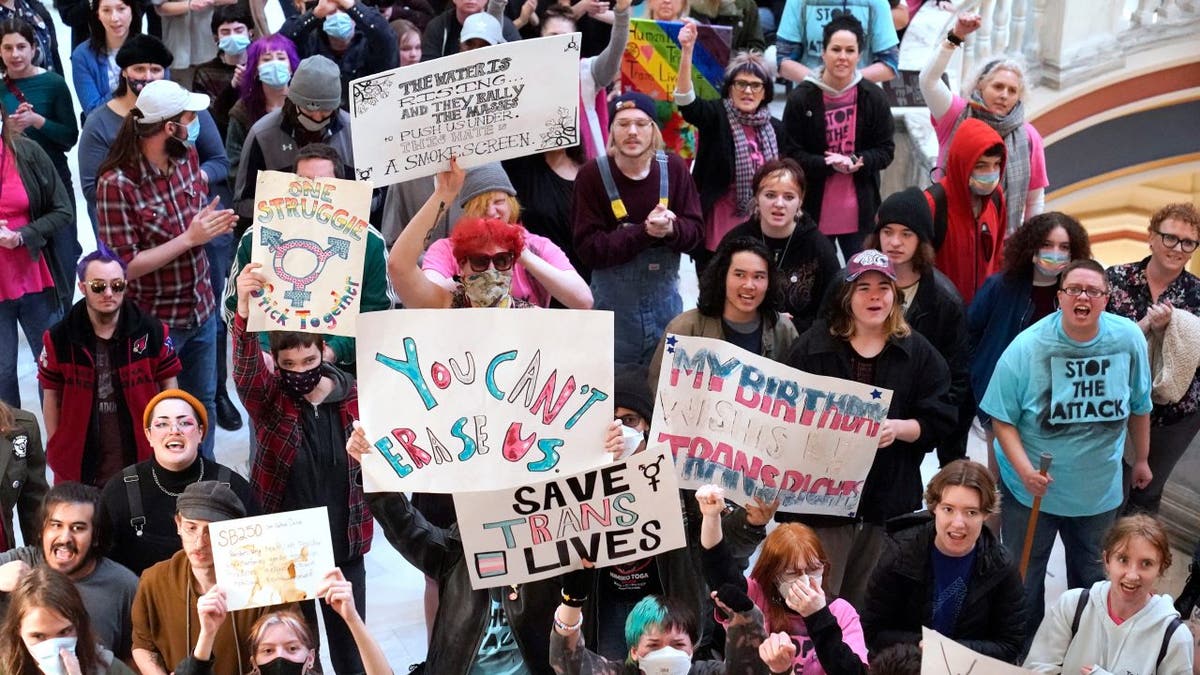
[316,568,359,623]
[346,420,369,462]
[434,157,466,201]
[235,262,267,320]
[196,586,229,636]
[744,495,781,526]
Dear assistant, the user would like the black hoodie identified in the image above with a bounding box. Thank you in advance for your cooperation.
[287,363,354,561]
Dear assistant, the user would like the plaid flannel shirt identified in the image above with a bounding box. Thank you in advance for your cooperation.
[96,151,215,328]
[230,313,372,559]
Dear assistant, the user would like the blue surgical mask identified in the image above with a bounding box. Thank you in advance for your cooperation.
[257,60,291,88]
[28,637,78,675]
[968,169,1001,196]
[185,116,200,145]
[323,12,354,40]
[218,33,250,55]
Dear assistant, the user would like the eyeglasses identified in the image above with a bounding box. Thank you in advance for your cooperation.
[150,418,199,432]
[616,413,644,429]
[465,252,515,273]
[731,79,764,93]
[86,279,127,294]
[179,524,210,541]
[1059,286,1109,298]
[1154,230,1200,253]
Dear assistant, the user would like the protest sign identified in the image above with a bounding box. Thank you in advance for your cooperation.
[619,19,732,158]
[356,309,615,493]
[648,335,891,516]
[247,170,372,337]
[921,627,1034,674]
[210,507,336,611]
[453,449,686,588]
[349,33,582,187]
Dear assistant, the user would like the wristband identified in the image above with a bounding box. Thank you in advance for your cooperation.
[946,30,963,47]
[554,612,583,632]
[561,591,587,608]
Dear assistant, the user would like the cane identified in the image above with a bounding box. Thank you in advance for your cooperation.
[1019,453,1053,581]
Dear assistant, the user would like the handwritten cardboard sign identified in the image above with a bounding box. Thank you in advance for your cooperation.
[210,507,336,611]
[619,19,732,159]
[356,308,615,493]
[453,450,686,588]
[247,170,372,337]
[349,33,582,187]
[649,335,891,516]
[921,628,1033,674]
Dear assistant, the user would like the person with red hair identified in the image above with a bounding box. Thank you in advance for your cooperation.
[388,159,536,309]
[696,485,869,674]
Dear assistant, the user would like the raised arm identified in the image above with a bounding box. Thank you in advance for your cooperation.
[587,0,631,88]
[387,160,464,308]
[920,13,981,121]
[317,569,393,675]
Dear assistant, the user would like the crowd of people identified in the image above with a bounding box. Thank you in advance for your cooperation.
[0,0,1197,672]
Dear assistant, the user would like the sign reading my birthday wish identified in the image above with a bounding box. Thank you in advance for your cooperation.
[356,308,614,493]
[454,450,686,588]
[649,335,892,516]
[247,171,372,337]
[348,33,582,187]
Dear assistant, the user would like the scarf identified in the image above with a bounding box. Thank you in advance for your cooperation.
[949,90,1031,235]
[723,98,777,216]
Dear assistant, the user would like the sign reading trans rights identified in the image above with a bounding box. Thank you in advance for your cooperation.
[649,335,892,516]
[356,308,614,493]
[349,33,582,187]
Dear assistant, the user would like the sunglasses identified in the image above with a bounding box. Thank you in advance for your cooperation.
[465,252,515,273]
[86,279,127,294]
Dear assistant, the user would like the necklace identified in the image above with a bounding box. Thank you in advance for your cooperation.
[762,227,798,280]
[151,458,204,497]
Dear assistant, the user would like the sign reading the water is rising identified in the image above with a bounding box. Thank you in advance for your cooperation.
[454,450,686,588]
[248,170,372,337]
[649,335,892,516]
[349,33,582,187]
[356,309,615,493]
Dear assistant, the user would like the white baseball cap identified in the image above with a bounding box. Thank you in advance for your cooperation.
[135,80,210,125]
[460,12,504,46]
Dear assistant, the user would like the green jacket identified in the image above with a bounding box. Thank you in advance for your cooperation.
[221,223,395,364]
[12,137,75,307]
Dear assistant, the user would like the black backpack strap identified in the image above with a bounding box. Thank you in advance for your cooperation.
[1070,589,1089,637]
[215,464,231,486]
[1157,616,1184,666]
[928,183,948,251]
[122,465,146,538]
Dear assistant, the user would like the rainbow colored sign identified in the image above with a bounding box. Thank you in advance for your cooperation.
[620,19,732,159]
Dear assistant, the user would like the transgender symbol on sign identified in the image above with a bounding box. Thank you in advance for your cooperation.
[260,227,351,307]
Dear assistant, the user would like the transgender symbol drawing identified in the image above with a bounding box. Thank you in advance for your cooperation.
[260,227,350,307]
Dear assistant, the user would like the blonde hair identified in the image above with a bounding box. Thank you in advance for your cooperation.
[646,0,689,19]
[248,611,316,673]
[967,58,1027,102]
[462,191,521,224]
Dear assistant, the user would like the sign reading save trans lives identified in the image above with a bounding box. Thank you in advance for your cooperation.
[348,33,582,187]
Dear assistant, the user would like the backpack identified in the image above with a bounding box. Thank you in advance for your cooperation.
[927,182,1003,251]
[1069,589,1184,668]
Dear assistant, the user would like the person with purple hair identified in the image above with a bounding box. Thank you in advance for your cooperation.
[224,31,298,206]
[38,246,182,487]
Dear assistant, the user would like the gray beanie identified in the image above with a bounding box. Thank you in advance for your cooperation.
[287,55,342,111]
[459,163,515,208]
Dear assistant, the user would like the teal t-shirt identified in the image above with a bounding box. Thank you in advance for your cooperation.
[776,0,899,71]
[470,595,531,675]
[980,311,1151,517]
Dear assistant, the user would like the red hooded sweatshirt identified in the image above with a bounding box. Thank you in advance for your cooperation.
[928,118,1008,304]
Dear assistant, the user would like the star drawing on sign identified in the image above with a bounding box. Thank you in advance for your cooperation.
[666,335,678,354]
[870,389,882,400]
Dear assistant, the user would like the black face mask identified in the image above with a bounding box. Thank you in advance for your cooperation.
[257,657,307,675]
[279,363,323,399]
[127,77,153,95]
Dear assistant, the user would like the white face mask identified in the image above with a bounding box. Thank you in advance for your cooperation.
[28,637,77,675]
[619,424,644,459]
[639,646,691,675]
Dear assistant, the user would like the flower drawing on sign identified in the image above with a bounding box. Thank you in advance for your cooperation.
[352,76,390,114]
[540,107,578,149]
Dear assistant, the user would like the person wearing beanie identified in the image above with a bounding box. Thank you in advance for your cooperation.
[131,480,288,675]
[280,0,396,112]
[99,390,255,576]
[862,187,971,467]
[95,76,236,468]
[406,161,593,309]
[572,90,704,367]
[233,54,355,227]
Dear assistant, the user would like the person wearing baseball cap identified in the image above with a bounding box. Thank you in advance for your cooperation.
[864,187,972,467]
[98,390,255,576]
[573,90,704,367]
[779,247,955,609]
[131,480,287,675]
[95,71,239,473]
[459,9,503,49]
